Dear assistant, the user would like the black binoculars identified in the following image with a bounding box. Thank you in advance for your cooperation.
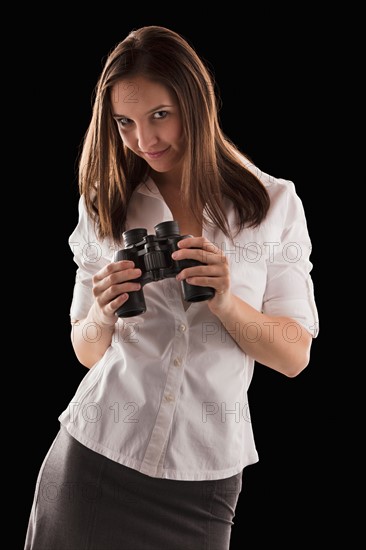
[114,221,215,317]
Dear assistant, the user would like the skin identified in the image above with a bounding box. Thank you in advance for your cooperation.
[72,76,313,376]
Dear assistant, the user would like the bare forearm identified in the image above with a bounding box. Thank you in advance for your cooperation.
[214,294,312,377]
[71,303,116,369]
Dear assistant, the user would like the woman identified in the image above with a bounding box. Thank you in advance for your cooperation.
[25,25,319,550]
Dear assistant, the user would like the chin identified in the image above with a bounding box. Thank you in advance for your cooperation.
[148,162,175,173]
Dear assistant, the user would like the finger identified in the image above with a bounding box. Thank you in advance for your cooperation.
[178,236,220,254]
[184,274,229,291]
[172,246,225,266]
[93,260,136,283]
[176,264,225,280]
[105,267,142,288]
[98,282,142,312]
[93,265,141,293]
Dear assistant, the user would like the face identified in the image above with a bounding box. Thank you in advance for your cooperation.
[111,75,185,175]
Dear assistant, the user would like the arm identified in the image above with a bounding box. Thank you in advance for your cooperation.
[71,260,142,369]
[208,293,312,377]
[173,236,315,377]
[71,306,115,369]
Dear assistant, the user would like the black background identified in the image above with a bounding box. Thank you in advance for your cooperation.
[20,11,343,549]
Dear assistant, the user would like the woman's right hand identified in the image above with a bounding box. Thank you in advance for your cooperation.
[91,260,142,326]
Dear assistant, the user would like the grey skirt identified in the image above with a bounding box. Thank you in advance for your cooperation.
[25,425,242,550]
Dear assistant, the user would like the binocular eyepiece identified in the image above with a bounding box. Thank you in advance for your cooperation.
[114,221,215,317]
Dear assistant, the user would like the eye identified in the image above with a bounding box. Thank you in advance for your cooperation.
[115,117,131,128]
[153,111,168,120]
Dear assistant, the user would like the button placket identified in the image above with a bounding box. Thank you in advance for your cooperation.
[140,314,189,476]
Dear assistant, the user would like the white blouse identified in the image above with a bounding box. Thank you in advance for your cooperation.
[59,166,319,481]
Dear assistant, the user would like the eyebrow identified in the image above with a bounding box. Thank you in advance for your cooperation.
[113,104,175,118]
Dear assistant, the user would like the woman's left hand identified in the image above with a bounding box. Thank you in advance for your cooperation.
[171,236,232,314]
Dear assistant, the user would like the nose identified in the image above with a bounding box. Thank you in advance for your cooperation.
[136,123,159,152]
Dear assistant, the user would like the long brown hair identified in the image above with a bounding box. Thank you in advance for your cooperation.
[79,26,270,242]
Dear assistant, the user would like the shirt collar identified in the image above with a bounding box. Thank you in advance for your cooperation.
[135,176,163,199]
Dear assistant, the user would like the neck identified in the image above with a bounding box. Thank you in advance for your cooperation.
[150,167,182,191]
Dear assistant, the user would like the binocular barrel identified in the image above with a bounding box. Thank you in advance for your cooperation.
[115,221,215,317]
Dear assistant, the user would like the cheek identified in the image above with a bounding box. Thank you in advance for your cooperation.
[118,128,134,150]
[170,122,184,146]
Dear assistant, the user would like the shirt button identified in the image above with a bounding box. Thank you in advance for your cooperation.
[179,324,186,332]
[173,358,181,367]
[164,394,175,402]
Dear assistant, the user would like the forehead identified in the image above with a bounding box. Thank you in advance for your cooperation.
[111,76,176,116]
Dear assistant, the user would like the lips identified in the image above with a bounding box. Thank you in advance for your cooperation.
[144,146,170,160]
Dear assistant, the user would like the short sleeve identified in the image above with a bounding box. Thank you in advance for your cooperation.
[68,196,115,321]
[262,181,319,338]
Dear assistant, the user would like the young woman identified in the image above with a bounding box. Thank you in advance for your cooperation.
[25,25,319,550]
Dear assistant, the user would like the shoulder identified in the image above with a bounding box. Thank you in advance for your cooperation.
[242,158,294,195]
[241,159,306,221]
[260,171,301,217]
[235,153,297,198]
[70,194,116,259]
[72,194,95,236]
